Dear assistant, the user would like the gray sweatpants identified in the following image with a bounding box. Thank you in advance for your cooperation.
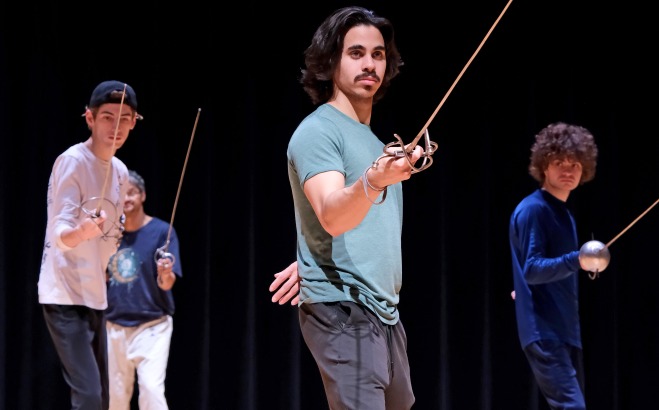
[299,301,414,410]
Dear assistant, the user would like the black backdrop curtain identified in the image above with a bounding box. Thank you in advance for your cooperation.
[1,1,657,409]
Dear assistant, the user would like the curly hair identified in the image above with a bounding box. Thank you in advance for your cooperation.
[528,122,598,185]
[300,6,403,105]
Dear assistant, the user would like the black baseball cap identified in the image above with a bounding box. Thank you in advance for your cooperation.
[86,80,143,119]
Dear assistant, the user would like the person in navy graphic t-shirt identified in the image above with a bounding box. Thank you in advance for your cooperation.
[106,169,182,409]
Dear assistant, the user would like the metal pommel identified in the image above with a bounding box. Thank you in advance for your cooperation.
[579,240,611,273]
[154,245,176,267]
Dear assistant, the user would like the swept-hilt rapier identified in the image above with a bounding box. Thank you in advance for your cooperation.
[373,128,438,174]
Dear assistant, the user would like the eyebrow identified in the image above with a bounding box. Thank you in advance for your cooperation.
[551,159,581,164]
[346,44,385,52]
[99,109,134,117]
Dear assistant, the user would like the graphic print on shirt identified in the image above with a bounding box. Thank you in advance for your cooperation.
[41,241,51,266]
[108,247,141,287]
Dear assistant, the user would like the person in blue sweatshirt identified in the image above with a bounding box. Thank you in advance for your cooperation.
[509,122,599,410]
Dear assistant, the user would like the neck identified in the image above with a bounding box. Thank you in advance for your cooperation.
[124,211,151,232]
[85,137,115,162]
[541,185,569,202]
[328,94,373,125]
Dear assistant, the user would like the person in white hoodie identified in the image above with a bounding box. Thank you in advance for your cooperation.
[38,80,141,410]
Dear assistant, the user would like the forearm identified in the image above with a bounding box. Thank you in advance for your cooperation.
[59,226,87,248]
[524,251,581,284]
[58,221,101,249]
[316,173,384,236]
[56,211,107,249]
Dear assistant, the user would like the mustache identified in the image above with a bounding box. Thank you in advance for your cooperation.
[355,73,380,83]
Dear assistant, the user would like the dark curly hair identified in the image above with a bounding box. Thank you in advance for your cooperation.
[529,122,598,185]
[300,6,403,105]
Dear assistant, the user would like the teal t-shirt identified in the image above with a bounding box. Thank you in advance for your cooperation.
[287,104,404,325]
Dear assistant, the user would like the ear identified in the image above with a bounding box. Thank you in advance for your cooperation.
[84,109,94,128]
[141,191,146,203]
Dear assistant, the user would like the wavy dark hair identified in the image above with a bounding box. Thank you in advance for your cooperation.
[529,122,598,185]
[300,6,403,105]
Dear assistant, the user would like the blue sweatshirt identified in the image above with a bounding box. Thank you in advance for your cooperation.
[509,189,582,349]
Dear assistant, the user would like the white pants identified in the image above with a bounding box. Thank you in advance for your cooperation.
[107,315,173,410]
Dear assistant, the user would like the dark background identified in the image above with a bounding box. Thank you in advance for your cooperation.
[1,0,657,409]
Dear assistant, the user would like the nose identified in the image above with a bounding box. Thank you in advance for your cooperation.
[362,56,375,71]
